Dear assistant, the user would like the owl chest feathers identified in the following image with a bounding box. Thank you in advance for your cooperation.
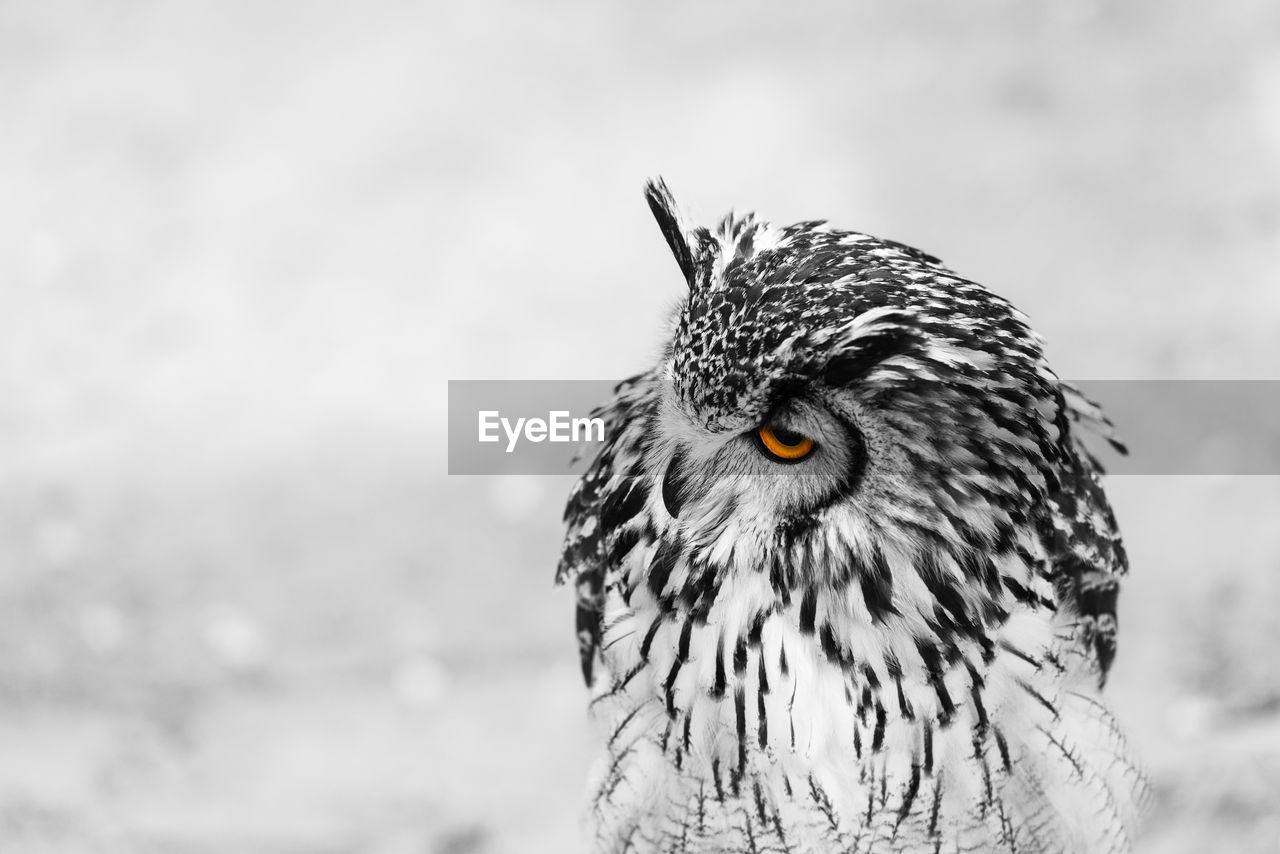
[585,527,1142,853]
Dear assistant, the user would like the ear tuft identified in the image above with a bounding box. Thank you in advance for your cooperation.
[643,177,701,289]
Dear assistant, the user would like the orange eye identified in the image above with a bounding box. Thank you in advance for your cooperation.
[756,426,816,462]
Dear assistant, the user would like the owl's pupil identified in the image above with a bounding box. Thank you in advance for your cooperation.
[771,426,805,446]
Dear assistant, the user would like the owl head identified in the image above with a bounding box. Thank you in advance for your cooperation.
[643,179,1081,581]
[560,178,1126,688]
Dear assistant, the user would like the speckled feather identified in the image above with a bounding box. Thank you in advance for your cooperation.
[558,179,1146,853]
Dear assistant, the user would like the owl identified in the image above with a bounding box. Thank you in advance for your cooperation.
[557,179,1147,853]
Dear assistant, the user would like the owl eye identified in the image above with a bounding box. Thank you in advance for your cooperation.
[755,425,816,463]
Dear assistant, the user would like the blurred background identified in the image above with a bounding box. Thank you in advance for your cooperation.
[2,0,1280,851]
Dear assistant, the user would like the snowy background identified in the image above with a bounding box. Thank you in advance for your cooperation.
[3,1,1280,851]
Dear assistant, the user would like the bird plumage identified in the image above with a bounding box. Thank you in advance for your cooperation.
[558,178,1146,853]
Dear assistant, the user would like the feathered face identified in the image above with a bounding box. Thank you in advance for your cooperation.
[644,180,1070,603]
